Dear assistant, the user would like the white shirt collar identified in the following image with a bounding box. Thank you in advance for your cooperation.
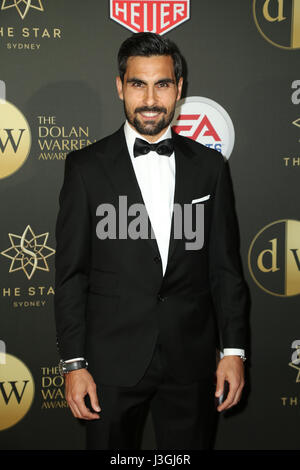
[124,120,172,160]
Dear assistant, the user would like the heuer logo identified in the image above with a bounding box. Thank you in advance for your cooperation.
[110,0,190,35]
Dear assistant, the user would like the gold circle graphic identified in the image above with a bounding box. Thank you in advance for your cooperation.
[0,100,31,179]
[0,354,35,431]
[253,0,300,50]
[248,219,300,297]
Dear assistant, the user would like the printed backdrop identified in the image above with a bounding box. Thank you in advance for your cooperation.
[0,0,300,450]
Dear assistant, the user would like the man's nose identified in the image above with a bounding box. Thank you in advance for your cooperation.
[144,86,156,107]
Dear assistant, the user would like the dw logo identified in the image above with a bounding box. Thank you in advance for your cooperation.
[0,350,35,431]
[0,80,31,179]
[253,0,300,49]
[248,219,300,297]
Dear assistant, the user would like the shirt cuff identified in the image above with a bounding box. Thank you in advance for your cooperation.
[64,357,85,363]
[220,349,245,359]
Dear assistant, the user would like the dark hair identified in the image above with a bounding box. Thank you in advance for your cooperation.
[118,32,183,84]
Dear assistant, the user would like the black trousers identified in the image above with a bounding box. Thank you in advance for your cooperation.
[85,339,217,450]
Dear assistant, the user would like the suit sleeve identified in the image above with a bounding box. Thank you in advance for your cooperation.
[54,153,91,360]
[208,155,249,351]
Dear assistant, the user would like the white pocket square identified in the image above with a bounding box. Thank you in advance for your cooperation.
[191,194,210,204]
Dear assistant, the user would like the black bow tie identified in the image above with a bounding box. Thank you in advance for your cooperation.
[133,137,174,158]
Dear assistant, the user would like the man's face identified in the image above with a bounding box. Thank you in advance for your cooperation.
[116,55,183,142]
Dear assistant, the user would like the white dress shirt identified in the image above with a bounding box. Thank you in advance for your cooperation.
[124,120,175,277]
[65,121,245,362]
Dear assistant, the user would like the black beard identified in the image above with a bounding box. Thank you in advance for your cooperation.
[123,103,176,136]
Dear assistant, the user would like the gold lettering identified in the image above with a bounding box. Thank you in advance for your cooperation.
[290,396,298,406]
[28,286,35,296]
[257,238,279,272]
[263,0,286,22]
[2,288,11,296]
[292,157,300,166]
[291,0,300,48]
[53,28,61,39]
[41,29,50,38]
[47,286,55,295]
[22,27,29,37]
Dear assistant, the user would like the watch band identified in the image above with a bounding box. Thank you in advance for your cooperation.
[239,353,246,362]
[59,359,88,376]
[234,351,246,362]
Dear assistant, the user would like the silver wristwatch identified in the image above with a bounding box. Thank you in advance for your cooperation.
[239,352,246,362]
[59,359,88,376]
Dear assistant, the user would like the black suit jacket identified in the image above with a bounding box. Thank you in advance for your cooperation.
[54,124,249,386]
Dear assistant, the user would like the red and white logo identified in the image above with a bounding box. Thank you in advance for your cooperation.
[171,97,235,159]
[110,0,190,35]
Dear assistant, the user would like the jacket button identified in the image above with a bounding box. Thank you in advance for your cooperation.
[154,255,161,264]
[157,293,166,302]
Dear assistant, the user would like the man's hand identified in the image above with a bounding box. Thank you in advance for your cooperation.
[65,369,101,420]
[215,356,245,412]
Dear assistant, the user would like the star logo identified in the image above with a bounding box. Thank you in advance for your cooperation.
[289,346,300,383]
[1,225,55,280]
[1,0,44,20]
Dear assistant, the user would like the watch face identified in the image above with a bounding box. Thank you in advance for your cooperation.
[58,361,66,376]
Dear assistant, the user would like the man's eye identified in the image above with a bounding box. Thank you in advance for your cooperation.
[132,82,143,87]
[158,82,169,87]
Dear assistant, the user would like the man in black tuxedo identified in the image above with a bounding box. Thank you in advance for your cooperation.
[54,32,249,450]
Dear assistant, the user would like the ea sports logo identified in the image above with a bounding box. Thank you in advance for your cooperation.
[0,353,35,431]
[171,97,235,159]
[248,219,300,297]
[0,81,31,179]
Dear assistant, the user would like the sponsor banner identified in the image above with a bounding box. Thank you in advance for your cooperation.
[0,350,34,431]
[110,0,190,35]
[253,0,300,50]
[172,96,235,159]
[248,219,300,297]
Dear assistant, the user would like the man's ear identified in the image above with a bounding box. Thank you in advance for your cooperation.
[176,77,183,102]
[116,76,124,101]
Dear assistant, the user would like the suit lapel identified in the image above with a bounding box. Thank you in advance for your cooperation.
[166,130,197,271]
[96,125,197,274]
[96,125,160,256]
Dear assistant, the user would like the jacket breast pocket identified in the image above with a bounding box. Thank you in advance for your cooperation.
[88,268,119,297]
